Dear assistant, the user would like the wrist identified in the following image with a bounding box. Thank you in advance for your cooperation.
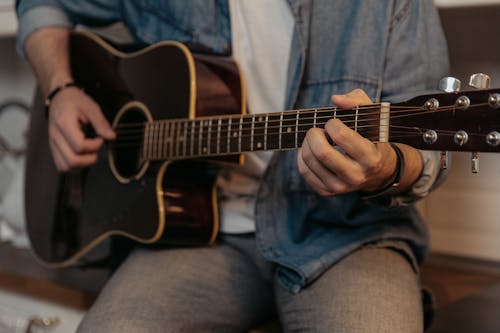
[47,74,74,96]
[361,143,404,199]
[44,81,81,117]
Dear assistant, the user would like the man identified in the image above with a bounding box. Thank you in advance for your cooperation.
[17,1,449,332]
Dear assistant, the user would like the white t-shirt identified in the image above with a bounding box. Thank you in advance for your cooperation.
[218,0,294,233]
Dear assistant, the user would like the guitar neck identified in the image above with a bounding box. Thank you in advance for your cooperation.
[137,103,389,160]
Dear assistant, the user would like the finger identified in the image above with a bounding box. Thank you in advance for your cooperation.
[299,133,354,194]
[54,112,104,154]
[325,118,380,169]
[49,140,69,172]
[81,99,116,140]
[50,125,99,170]
[331,88,372,109]
[297,148,334,195]
[304,127,366,187]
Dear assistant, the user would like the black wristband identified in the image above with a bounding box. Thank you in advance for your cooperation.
[361,143,405,199]
[44,82,80,117]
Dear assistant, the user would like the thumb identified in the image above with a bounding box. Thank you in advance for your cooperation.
[83,102,116,140]
[331,88,372,109]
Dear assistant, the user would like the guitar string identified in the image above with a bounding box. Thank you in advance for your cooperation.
[112,99,491,131]
[138,128,490,161]
[110,106,466,146]
[109,128,491,160]
[112,103,487,138]
[112,128,489,147]
[112,101,490,131]
[110,103,488,145]
[112,127,487,151]
[113,103,387,129]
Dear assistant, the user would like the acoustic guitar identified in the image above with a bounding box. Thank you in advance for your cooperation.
[25,30,500,267]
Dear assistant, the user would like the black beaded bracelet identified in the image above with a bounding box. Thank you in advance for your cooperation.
[361,143,405,199]
[44,82,80,117]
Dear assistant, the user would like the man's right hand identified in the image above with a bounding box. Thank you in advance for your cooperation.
[24,27,115,172]
[47,87,115,171]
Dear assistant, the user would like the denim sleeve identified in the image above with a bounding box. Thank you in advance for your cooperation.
[379,0,450,205]
[16,0,121,56]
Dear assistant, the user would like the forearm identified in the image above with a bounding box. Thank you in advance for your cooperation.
[25,27,73,96]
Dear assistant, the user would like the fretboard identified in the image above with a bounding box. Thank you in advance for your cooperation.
[140,103,389,161]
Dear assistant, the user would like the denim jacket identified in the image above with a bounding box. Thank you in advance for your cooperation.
[17,0,449,292]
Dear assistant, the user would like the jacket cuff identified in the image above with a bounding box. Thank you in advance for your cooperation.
[16,5,72,58]
[389,150,446,206]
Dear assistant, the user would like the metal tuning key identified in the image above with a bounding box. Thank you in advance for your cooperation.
[437,77,461,169]
[439,77,461,93]
[468,74,488,174]
[469,73,491,89]
[471,152,479,174]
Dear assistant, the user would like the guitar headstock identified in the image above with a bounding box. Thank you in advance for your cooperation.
[389,74,500,154]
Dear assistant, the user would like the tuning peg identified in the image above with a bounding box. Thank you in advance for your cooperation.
[439,77,461,93]
[469,73,491,89]
[440,151,449,169]
[471,152,479,174]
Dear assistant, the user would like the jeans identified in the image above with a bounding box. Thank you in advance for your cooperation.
[77,234,423,333]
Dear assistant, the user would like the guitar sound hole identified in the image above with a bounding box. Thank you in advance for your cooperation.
[111,107,148,180]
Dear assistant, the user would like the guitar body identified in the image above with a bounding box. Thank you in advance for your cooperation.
[25,31,244,267]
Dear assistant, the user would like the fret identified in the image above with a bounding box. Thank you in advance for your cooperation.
[266,113,281,150]
[238,117,243,153]
[217,116,229,155]
[229,116,240,153]
[241,116,253,152]
[190,119,195,157]
[281,112,297,149]
[279,112,283,150]
[355,105,359,133]
[152,122,158,160]
[227,117,232,153]
[251,115,255,151]
[209,119,218,155]
[157,122,163,160]
[207,119,212,155]
[159,121,165,160]
[174,121,181,157]
[168,121,174,158]
[182,120,188,157]
[166,121,173,159]
[153,122,158,159]
[216,117,222,155]
[198,119,204,155]
[191,119,198,157]
[313,109,318,128]
[295,111,299,148]
[297,111,311,147]
[264,115,268,150]
[157,122,162,159]
[253,115,265,151]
